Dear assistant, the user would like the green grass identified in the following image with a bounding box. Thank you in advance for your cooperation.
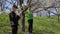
[0,14,60,34]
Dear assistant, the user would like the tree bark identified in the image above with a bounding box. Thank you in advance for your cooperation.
[48,11,50,18]
[21,10,25,32]
[19,0,25,32]
[58,15,60,23]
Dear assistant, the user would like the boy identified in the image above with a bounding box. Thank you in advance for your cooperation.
[25,6,33,34]
[9,5,20,34]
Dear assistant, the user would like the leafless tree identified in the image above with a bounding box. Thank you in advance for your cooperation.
[19,0,25,32]
[30,0,60,23]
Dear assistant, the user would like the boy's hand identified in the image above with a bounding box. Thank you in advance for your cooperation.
[17,13,21,17]
[25,14,29,16]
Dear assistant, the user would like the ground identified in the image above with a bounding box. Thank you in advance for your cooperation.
[0,13,60,34]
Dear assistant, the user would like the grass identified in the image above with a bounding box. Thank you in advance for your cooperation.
[0,14,60,34]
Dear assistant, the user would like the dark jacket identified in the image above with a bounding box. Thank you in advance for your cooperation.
[9,11,20,26]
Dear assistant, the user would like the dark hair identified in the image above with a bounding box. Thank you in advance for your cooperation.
[13,5,18,9]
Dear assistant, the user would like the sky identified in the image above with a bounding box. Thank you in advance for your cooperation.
[4,0,27,11]
[3,0,57,15]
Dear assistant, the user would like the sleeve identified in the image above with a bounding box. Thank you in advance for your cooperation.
[9,13,15,25]
[9,13,13,21]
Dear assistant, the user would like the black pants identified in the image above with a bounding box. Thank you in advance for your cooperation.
[28,19,33,33]
[11,25,18,34]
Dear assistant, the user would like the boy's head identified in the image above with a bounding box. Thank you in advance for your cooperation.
[27,6,31,10]
[12,5,18,12]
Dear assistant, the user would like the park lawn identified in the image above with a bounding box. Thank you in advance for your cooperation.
[0,14,60,34]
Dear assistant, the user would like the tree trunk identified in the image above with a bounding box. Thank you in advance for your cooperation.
[58,15,60,23]
[1,0,3,11]
[21,11,25,32]
[48,11,50,18]
[19,0,25,32]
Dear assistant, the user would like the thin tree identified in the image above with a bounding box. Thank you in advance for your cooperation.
[19,0,25,32]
